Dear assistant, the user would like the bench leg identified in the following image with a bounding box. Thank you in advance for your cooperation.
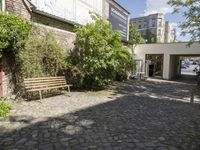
[39,90,42,100]
[67,86,71,93]
[67,86,71,97]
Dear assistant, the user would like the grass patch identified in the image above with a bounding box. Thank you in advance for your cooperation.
[0,97,11,117]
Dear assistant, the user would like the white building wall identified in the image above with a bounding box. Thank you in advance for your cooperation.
[30,0,103,25]
[134,42,200,79]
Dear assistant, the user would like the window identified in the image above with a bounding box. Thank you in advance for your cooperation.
[158,18,162,27]
[151,18,156,27]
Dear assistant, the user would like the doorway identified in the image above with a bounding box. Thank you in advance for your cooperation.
[146,54,164,78]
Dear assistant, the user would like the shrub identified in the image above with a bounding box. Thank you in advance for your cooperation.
[19,30,67,79]
[0,13,31,56]
[68,15,134,88]
[0,97,10,117]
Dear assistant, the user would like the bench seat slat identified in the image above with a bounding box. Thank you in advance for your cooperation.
[26,85,72,92]
[24,79,66,84]
[25,81,66,87]
[26,83,67,89]
[24,76,65,81]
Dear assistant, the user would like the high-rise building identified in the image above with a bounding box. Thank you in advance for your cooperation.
[165,21,176,43]
[130,13,176,43]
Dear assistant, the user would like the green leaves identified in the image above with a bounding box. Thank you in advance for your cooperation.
[129,24,145,45]
[19,30,67,79]
[70,15,134,88]
[0,96,10,117]
[168,0,200,45]
[0,13,31,54]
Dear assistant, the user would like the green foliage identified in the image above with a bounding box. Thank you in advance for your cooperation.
[19,30,67,79]
[168,0,200,45]
[0,96,10,117]
[0,13,31,57]
[146,29,157,43]
[68,15,134,88]
[129,24,145,45]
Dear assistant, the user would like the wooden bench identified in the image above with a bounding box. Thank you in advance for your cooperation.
[24,76,72,100]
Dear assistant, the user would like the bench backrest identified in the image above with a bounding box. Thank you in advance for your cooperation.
[24,76,67,91]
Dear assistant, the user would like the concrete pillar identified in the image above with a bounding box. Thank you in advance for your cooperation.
[163,54,170,80]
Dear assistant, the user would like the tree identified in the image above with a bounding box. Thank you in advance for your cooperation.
[68,15,134,88]
[146,29,158,44]
[168,0,200,45]
[129,24,145,46]
[128,24,145,75]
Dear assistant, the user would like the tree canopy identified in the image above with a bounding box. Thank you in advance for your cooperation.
[68,15,134,88]
[129,24,145,45]
[168,0,200,44]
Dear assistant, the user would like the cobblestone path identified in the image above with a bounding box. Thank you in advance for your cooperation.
[0,80,200,150]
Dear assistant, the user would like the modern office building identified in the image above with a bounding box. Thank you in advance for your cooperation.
[165,21,176,43]
[130,13,176,43]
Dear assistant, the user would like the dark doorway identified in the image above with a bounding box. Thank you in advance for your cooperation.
[146,54,164,78]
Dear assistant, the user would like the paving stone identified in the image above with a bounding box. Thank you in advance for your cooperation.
[1,80,200,149]
[15,138,27,145]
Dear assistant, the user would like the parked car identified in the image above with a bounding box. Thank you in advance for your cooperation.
[193,65,200,73]
[181,61,187,69]
[193,60,199,65]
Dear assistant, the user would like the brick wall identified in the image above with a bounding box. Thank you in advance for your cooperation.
[32,13,76,50]
[5,0,31,20]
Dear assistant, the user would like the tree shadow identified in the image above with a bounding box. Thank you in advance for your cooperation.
[1,90,200,149]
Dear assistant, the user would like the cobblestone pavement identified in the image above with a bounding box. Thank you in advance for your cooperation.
[1,79,200,150]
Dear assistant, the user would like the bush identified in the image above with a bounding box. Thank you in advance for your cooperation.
[0,97,10,117]
[19,30,67,79]
[68,15,134,88]
[0,13,31,56]
[0,13,31,89]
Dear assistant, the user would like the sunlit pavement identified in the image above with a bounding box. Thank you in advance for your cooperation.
[0,80,200,150]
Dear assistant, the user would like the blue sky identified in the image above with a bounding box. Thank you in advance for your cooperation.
[116,0,190,41]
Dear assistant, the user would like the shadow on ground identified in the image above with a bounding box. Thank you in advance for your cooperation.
[1,80,200,150]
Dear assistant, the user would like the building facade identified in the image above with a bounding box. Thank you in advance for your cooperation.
[130,13,176,43]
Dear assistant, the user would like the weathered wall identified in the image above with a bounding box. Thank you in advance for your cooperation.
[5,0,31,20]
[2,57,14,97]
[32,13,76,50]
